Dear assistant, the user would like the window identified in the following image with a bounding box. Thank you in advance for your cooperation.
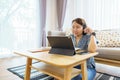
[0,0,40,53]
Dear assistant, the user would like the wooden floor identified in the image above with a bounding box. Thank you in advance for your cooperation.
[0,55,27,80]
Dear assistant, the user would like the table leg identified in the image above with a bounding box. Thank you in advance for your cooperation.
[24,58,32,80]
[64,66,72,80]
[81,60,87,80]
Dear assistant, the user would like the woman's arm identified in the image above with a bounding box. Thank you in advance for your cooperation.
[84,26,97,53]
[88,35,97,53]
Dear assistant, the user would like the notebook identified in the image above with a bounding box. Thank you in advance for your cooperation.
[47,36,82,56]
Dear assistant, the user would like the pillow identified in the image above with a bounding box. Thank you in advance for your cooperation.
[96,30,120,47]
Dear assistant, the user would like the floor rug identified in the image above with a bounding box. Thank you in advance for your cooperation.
[7,62,120,80]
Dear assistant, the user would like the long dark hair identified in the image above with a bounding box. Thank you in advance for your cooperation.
[72,18,87,35]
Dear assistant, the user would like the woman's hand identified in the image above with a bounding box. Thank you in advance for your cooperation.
[84,27,94,34]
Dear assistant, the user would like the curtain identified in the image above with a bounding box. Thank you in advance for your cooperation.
[57,0,67,31]
[39,0,46,47]
[63,0,120,30]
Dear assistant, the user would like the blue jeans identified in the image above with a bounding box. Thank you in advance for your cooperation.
[72,68,96,80]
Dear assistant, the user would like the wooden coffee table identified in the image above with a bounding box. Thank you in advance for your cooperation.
[14,50,98,80]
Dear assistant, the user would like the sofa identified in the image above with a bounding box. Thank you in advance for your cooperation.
[47,30,120,67]
[95,30,120,67]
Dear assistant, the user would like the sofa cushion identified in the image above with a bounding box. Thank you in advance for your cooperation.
[96,48,120,61]
[48,31,66,36]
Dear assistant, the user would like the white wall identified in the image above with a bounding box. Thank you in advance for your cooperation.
[46,0,58,46]
[46,0,58,32]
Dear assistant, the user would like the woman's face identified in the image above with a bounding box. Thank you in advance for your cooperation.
[72,21,83,37]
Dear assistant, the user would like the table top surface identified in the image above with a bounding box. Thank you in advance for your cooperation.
[14,50,98,67]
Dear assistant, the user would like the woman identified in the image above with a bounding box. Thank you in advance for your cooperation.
[71,18,97,80]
